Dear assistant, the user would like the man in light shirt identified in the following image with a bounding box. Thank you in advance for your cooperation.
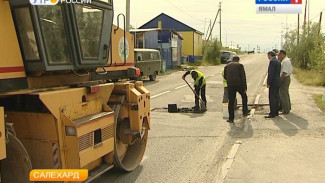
[278,50,292,114]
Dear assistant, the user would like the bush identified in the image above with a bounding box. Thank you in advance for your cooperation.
[202,38,222,65]
[284,22,325,71]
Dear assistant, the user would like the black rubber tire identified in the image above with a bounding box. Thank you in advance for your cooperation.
[149,73,156,81]
[0,132,32,183]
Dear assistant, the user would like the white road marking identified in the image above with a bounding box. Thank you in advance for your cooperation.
[174,84,188,90]
[263,73,268,86]
[151,91,171,99]
[216,141,242,183]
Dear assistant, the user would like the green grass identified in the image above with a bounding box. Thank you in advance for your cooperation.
[293,67,325,86]
[312,94,325,112]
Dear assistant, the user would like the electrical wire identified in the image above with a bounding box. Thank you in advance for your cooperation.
[164,0,206,23]
[309,8,325,22]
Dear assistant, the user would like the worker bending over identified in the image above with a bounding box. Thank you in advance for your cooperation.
[182,70,207,111]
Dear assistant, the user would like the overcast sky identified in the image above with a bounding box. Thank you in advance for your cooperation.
[113,0,325,52]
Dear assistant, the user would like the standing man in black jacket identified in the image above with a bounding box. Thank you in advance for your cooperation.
[224,56,248,123]
[265,51,281,118]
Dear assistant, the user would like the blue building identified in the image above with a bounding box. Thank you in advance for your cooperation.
[139,13,203,62]
[130,28,183,69]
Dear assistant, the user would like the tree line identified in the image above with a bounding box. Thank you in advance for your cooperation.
[284,22,325,72]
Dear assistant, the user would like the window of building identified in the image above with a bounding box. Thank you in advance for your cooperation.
[137,52,143,61]
[135,33,144,48]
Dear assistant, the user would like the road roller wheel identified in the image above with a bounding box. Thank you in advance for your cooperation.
[0,132,32,183]
[113,118,148,172]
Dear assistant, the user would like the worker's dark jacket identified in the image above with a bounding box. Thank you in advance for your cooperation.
[267,57,281,88]
[224,62,247,90]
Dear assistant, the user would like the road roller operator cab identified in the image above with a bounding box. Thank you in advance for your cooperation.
[10,1,113,72]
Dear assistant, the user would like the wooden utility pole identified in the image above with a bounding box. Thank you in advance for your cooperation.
[219,2,222,45]
[204,18,207,36]
[210,20,212,41]
[319,12,323,35]
[303,0,307,34]
[126,0,130,32]
[280,22,283,48]
[204,20,212,41]
[205,9,220,43]
[307,0,310,33]
[297,14,300,44]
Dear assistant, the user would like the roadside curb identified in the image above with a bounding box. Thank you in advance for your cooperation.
[244,72,267,132]
[215,72,268,182]
[244,93,261,132]
[215,140,242,183]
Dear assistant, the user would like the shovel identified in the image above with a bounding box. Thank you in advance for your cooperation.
[183,78,206,111]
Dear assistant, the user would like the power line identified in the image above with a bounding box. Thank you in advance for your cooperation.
[310,8,325,22]
[164,0,206,23]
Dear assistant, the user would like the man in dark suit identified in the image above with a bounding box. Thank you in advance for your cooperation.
[265,51,281,118]
[224,56,248,123]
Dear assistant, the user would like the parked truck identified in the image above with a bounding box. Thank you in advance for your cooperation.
[0,1,150,182]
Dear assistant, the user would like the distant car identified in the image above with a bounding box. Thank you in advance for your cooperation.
[134,48,162,81]
[220,51,236,64]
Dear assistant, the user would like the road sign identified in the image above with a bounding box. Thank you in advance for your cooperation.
[256,0,302,14]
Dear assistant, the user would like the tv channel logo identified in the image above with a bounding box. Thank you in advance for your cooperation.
[30,0,92,5]
[256,0,302,4]
[256,0,302,14]
[30,0,58,5]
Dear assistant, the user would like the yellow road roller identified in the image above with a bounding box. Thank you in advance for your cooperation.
[0,1,150,182]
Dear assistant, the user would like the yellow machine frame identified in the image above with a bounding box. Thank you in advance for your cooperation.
[0,0,151,182]
[0,107,5,161]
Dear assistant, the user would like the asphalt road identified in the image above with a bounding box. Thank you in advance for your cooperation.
[98,53,268,183]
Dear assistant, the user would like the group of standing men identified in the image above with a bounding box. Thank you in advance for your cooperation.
[266,50,292,118]
[182,50,292,122]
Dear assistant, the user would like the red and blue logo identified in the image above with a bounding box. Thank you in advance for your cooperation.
[256,0,302,4]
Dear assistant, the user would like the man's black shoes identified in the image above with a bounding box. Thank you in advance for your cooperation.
[243,112,250,116]
[264,114,276,118]
[243,109,251,116]
[226,119,234,123]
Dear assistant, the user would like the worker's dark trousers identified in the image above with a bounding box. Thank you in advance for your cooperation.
[195,84,207,108]
[228,85,248,121]
[269,86,280,116]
